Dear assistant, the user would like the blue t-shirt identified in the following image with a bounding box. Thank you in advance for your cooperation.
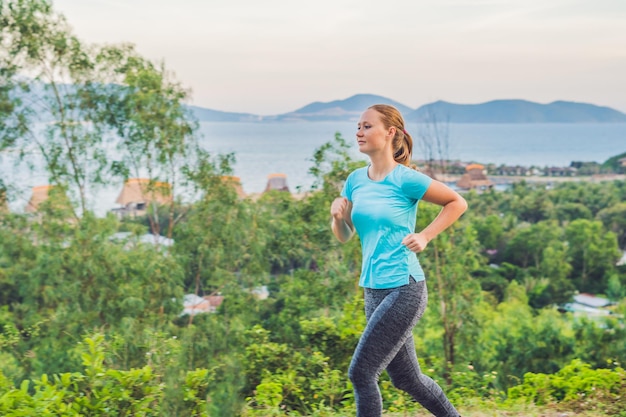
[341,164,433,289]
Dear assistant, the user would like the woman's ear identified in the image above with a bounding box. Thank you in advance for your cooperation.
[388,126,396,137]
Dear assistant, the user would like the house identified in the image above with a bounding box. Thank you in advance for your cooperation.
[250,285,269,300]
[544,166,577,177]
[264,173,290,193]
[221,175,246,198]
[24,185,72,213]
[111,178,172,218]
[181,293,225,316]
[559,293,614,318]
[456,164,494,190]
[109,232,174,250]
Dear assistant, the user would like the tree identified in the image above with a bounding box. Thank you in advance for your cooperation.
[1,1,200,229]
[416,107,451,176]
[416,204,483,383]
[0,0,124,216]
[565,219,621,293]
[103,47,199,238]
[597,202,626,249]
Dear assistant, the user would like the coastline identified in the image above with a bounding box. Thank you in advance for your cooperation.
[438,173,626,184]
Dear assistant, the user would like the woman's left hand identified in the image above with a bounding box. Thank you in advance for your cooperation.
[402,233,429,253]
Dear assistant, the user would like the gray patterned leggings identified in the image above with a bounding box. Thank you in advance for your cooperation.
[348,277,460,417]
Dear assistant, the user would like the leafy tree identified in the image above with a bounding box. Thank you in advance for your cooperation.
[597,202,626,249]
[416,204,483,383]
[103,46,199,238]
[0,0,124,215]
[565,219,621,293]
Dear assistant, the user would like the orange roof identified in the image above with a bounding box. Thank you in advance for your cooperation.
[25,185,54,213]
[220,176,246,198]
[264,173,289,192]
[465,163,484,171]
[115,178,172,206]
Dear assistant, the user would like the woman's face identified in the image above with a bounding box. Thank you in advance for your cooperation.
[356,109,394,156]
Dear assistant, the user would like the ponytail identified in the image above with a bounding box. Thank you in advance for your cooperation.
[393,129,413,167]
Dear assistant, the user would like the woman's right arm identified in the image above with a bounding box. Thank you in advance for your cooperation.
[330,197,355,243]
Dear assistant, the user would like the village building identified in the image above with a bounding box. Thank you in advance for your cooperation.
[181,293,225,316]
[110,178,172,218]
[264,173,290,193]
[221,175,246,198]
[456,163,494,190]
[559,293,615,319]
[24,185,72,214]
[544,166,578,177]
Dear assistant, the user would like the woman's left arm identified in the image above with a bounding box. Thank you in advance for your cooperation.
[401,180,468,253]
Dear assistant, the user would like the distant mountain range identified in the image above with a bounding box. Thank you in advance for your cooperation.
[190,94,626,123]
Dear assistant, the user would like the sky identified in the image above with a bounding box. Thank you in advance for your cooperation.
[53,0,626,115]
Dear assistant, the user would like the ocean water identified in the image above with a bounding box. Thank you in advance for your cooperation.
[199,121,626,194]
[2,122,625,216]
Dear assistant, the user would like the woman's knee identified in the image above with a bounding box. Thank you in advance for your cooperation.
[348,358,375,387]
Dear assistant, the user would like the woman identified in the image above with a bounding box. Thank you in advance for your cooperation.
[330,104,466,417]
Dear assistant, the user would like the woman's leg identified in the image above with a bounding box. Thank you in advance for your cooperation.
[348,279,459,417]
[387,335,460,416]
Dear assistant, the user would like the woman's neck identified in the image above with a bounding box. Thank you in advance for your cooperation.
[368,154,398,181]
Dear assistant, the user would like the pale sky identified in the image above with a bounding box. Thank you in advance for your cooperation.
[53,0,626,115]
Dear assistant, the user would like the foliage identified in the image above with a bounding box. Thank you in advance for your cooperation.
[0,334,215,416]
[1,2,626,416]
[507,359,626,415]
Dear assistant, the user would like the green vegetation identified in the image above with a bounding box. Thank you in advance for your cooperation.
[2,1,626,416]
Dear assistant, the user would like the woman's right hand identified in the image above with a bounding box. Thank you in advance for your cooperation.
[330,197,349,221]
[330,197,354,242]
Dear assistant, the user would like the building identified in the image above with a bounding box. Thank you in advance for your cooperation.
[111,178,172,218]
[559,293,614,318]
[456,164,494,190]
[264,173,290,193]
[181,293,225,316]
[24,185,72,213]
[221,175,246,198]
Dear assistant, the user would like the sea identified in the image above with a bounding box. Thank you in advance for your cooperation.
[198,121,626,193]
[2,122,625,216]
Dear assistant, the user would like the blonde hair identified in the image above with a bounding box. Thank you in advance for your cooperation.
[368,104,414,167]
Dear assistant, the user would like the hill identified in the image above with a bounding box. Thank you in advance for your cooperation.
[266,94,414,122]
[408,99,626,123]
[190,97,626,123]
[187,106,262,122]
[14,84,625,123]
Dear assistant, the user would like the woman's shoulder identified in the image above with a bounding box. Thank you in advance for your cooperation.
[392,164,431,181]
[347,166,368,180]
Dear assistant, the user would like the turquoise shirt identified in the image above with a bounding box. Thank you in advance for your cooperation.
[341,164,433,289]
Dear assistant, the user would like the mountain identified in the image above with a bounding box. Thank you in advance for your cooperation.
[187,106,262,122]
[407,99,626,123]
[267,94,414,122]
[190,97,626,123]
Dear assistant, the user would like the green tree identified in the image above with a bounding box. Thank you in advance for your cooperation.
[103,46,199,238]
[565,219,621,293]
[0,0,127,215]
[597,202,626,249]
[417,205,483,383]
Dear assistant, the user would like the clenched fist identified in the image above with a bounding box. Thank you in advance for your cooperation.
[330,197,349,221]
